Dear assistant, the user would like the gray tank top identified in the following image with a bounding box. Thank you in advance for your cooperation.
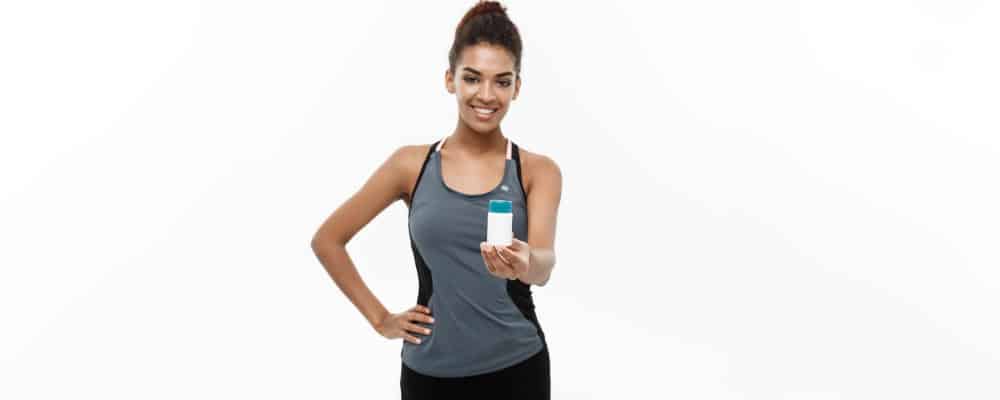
[400,136,547,378]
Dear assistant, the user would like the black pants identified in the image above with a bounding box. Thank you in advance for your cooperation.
[400,344,550,400]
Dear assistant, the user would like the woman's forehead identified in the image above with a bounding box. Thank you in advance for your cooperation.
[458,44,515,74]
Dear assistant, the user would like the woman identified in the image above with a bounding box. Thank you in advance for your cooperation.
[310,1,561,398]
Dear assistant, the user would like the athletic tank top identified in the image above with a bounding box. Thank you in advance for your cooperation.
[401,136,547,378]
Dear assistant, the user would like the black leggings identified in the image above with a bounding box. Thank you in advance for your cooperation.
[400,344,550,400]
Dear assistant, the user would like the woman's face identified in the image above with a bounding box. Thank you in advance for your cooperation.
[446,43,520,134]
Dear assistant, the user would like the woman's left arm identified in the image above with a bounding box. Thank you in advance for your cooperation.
[516,156,562,286]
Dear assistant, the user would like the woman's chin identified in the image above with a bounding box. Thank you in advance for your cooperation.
[464,118,499,133]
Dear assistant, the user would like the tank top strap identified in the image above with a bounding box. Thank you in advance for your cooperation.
[510,140,528,204]
[408,140,441,216]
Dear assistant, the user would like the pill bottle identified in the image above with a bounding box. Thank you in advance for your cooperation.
[486,199,513,246]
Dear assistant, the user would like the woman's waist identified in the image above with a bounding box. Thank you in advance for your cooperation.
[400,326,544,377]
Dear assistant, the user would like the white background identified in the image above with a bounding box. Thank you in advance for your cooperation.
[2,1,998,399]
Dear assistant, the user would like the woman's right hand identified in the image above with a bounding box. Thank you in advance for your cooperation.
[376,305,434,344]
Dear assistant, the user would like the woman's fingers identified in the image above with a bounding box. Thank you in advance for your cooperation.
[405,321,432,335]
[385,307,434,344]
[494,246,510,264]
[481,244,498,272]
[492,248,516,276]
[404,333,421,344]
[410,305,431,314]
[407,311,435,324]
[400,319,429,344]
[482,245,502,274]
[497,246,524,276]
[482,244,516,279]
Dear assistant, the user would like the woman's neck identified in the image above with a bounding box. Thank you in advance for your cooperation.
[446,121,506,157]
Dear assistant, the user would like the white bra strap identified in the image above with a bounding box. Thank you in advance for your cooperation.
[505,138,512,160]
[436,136,447,152]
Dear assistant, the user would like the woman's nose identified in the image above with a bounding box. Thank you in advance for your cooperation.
[476,83,496,103]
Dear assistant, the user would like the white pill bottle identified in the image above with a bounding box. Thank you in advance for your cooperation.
[486,199,513,246]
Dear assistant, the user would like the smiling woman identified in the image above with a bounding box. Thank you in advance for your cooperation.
[446,24,521,134]
[309,1,560,399]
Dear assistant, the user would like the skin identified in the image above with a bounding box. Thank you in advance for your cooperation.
[310,42,562,346]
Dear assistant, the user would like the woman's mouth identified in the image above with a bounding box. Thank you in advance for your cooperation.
[471,106,498,121]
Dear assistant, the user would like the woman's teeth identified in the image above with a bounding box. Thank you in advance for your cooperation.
[473,107,496,115]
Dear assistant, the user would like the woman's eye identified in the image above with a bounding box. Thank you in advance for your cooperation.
[463,77,510,87]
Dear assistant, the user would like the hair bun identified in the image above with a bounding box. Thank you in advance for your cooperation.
[457,1,509,34]
[448,0,522,76]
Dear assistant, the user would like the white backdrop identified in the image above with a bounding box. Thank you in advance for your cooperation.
[2,1,998,399]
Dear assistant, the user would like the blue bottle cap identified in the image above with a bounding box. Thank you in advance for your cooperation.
[488,199,512,214]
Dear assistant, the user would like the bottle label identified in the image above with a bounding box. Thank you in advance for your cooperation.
[486,212,513,246]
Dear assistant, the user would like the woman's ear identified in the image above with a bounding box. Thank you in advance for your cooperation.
[445,68,455,94]
[513,75,521,100]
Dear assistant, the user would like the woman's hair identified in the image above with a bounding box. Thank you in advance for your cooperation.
[448,1,523,78]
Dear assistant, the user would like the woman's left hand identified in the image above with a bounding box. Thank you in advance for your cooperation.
[480,238,531,281]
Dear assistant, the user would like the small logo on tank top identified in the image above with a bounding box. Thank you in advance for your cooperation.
[501,185,509,192]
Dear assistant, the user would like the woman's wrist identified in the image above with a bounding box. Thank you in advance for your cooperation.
[370,308,390,332]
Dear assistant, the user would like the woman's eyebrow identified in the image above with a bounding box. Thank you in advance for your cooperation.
[462,67,514,78]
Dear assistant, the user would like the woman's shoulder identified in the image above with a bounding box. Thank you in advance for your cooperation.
[514,144,562,194]
[389,142,437,203]
[516,144,560,176]
[384,141,434,168]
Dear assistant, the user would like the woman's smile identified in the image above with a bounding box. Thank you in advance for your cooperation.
[471,105,499,120]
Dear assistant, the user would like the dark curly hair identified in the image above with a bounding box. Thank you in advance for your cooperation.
[448,1,523,78]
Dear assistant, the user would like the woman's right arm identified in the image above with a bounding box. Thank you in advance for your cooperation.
[309,145,434,344]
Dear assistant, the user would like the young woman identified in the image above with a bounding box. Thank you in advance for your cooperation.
[310,2,561,398]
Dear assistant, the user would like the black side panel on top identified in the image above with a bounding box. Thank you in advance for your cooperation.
[507,142,546,347]
[409,140,439,307]
[403,141,439,358]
